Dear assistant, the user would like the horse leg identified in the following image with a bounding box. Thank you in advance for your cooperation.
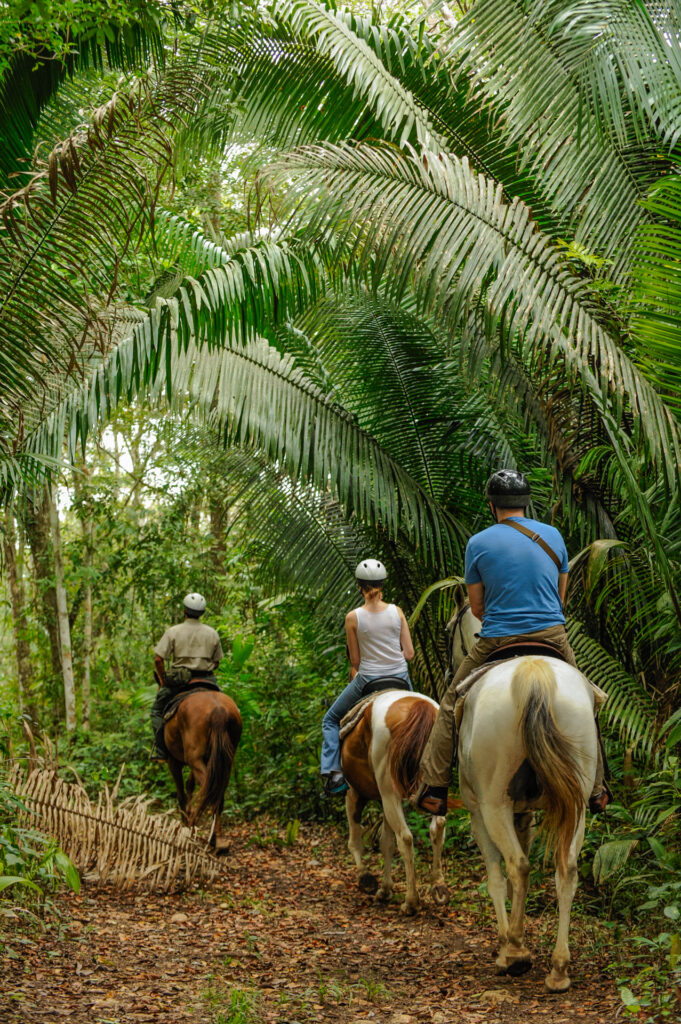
[477,804,532,974]
[167,757,188,822]
[507,811,534,899]
[346,788,375,893]
[429,815,449,906]
[470,807,511,964]
[186,758,207,828]
[375,816,396,902]
[380,786,418,915]
[545,812,585,992]
[209,796,229,855]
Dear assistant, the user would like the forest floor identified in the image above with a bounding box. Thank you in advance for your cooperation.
[0,819,622,1024]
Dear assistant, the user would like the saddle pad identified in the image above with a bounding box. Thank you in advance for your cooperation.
[162,682,221,724]
[339,695,377,742]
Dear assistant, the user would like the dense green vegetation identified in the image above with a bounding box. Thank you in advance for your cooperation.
[1,0,681,1017]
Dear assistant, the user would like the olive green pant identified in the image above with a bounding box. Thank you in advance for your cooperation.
[420,625,604,794]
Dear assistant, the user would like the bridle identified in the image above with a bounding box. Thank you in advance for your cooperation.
[447,601,471,667]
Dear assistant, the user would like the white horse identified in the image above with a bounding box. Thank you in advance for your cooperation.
[451,602,597,991]
[341,690,456,915]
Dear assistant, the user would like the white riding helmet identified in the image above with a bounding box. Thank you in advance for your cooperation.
[183,592,206,615]
[355,558,387,583]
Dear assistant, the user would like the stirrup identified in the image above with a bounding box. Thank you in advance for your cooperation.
[323,772,348,796]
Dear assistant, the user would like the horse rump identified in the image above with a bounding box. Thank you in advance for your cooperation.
[511,658,584,873]
[191,704,241,823]
[387,698,437,799]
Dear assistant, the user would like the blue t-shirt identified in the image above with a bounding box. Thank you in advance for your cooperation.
[464,516,569,638]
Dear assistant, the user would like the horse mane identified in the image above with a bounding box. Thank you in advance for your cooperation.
[388,699,437,798]
[511,658,585,874]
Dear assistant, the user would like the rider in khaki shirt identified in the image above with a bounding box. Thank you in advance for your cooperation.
[150,592,224,759]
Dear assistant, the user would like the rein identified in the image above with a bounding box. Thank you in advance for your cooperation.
[448,602,471,664]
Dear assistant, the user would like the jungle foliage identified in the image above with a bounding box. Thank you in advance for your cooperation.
[1,0,681,1015]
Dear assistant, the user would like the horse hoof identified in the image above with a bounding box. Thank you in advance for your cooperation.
[374,886,392,903]
[431,883,449,906]
[545,972,571,993]
[507,957,533,977]
[496,952,532,976]
[214,842,230,857]
[359,872,378,894]
[400,901,418,916]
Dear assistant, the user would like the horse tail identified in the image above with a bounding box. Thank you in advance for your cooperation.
[192,705,240,823]
[388,699,437,799]
[511,658,584,874]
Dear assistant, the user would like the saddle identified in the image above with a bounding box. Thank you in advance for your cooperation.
[162,680,221,724]
[339,677,412,743]
[481,640,568,665]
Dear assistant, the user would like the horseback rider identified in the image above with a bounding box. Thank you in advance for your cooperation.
[414,470,611,816]
[320,559,415,796]
[150,592,224,760]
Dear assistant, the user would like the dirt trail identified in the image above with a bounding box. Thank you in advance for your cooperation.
[0,821,620,1023]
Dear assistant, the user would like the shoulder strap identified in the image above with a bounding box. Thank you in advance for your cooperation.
[500,520,562,570]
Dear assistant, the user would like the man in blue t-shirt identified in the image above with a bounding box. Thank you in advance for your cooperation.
[415,469,610,815]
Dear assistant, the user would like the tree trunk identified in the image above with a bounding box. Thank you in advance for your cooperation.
[23,487,62,691]
[3,510,38,725]
[48,487,77,732]
[72,463,93,731]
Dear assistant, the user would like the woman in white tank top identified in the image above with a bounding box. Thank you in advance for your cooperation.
[321,559,415,795]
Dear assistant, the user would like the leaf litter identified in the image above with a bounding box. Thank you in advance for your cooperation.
[0,820,620,1023]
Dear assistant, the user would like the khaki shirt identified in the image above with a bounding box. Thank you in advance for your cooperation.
[154,618,224,671]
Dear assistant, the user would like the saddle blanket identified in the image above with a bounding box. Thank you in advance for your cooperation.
[339,686,412,743]
[162,682,221,724]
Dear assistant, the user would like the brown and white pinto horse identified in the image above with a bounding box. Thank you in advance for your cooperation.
[163,690,242,853]
[341,690,457,914]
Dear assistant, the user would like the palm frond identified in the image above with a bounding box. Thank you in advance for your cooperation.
[437,0,673,269]
[0,12,169,188]
[271,142,681,487]
[9,763,219,891]
[567,618,658,759]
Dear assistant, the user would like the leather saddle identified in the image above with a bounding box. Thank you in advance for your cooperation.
[482,640,568,665]
[162,680,221,723]
[360,675,412,698]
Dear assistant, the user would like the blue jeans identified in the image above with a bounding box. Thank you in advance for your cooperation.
[320,671,412,775]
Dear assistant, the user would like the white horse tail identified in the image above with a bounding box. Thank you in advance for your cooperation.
[388,699,437,798]
[511,658,583,874]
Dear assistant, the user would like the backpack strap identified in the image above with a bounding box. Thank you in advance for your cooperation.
[500,519,562,570]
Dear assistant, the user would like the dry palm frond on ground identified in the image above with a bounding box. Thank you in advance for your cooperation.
[8,763,220,891]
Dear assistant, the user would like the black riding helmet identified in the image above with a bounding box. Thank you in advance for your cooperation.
[485,469,531,508]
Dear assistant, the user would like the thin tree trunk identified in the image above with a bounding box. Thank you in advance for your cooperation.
[81,516,93,732]
[72,463,93,731]
[48,487,77,732]
[23,487,62,692]
[3,510,38,725]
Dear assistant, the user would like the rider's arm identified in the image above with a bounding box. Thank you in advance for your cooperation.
[154,655,165,686]
[467,582,485,621]
[345,611,361,674]
[398,608,415,660]
[558,572,568,607]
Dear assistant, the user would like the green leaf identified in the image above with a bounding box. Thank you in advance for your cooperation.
[0,875,43,894]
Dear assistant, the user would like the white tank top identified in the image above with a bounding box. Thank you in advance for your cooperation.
[356,604,408,676]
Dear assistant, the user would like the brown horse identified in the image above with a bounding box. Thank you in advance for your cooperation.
[163,690,242,853]
[341,690,460,914]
